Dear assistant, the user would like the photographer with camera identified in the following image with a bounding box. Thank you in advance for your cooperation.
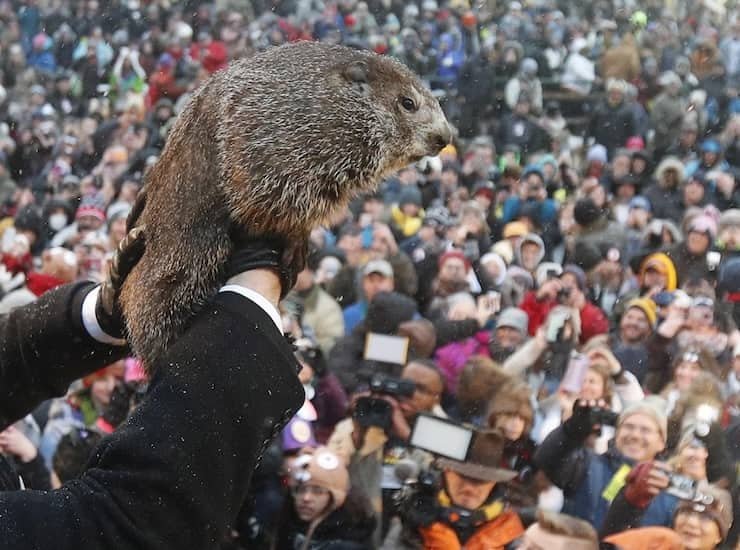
[384,427,524,549]
[535,397,679,529]
[519,264,609,346]
[600,461,733,550]
[327,360,446,542]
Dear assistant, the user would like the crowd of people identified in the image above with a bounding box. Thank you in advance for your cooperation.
[0,0,739,548]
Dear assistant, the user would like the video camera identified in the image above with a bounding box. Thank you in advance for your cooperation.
[352,376,416,430]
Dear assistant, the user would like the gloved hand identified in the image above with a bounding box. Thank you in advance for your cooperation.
[95,226,146,339]
[226,232,309,299]
[562,399,601,441]
[624,461,670,509]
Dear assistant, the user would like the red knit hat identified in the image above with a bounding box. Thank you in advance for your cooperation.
[438,249,471,271]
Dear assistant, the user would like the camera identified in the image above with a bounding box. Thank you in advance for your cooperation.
[369,376,416,398]
[589,407,619,427]
[352,376,417,430]
[665,472,699,501]
[556,286,571,303]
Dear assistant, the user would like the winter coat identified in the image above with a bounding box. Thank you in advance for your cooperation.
[0,282,304,549]
[495,113,550,156]
[650,93,685,155]
[561,52,596,96]
[434,330,491,394]
[535,425,678,530]
[588,100,635,157]
[519,291,609,345]
[665,241,714,287]
[273,491,377,550]
[296,284,345,356]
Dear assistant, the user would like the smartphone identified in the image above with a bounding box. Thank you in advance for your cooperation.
[487,290,501,312]
[560,353,590,394]
[410,414,474,461]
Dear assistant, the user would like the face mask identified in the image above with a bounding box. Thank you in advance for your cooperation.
[48,213,68,232]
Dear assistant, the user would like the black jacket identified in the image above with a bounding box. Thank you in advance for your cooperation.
[0,283,304,549]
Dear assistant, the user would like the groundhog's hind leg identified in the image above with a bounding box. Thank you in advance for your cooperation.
[119,225,232,371]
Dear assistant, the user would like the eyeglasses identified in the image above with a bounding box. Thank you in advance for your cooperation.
[292,484,330,497]
[411,381,440,397]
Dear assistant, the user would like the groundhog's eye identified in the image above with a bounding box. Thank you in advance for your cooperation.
[400,96,417,112]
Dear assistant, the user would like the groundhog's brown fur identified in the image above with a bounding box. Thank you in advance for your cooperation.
[119,41,452,369]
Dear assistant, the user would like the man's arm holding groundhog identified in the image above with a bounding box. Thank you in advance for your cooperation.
[0,227,146,430]
[0,259,303,549]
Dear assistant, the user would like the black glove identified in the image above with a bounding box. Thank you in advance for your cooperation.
[563,400,599,441]
[226,230,309,300]
[95,225,146,339]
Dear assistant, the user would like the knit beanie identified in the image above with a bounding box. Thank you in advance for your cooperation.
[438,249,472,271]
[625,297,657,327]
[292,447,350,508]
[618,396,668,443]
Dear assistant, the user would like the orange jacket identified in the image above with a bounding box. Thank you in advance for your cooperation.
[419,510,524,550]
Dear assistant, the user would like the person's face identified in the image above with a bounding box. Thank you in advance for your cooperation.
[494,413,526,441]
[684,181,706,206]
[90,374,116,407]
[439,258,467,283]
[615,413,665,462]
[362,272,394,302]
[702,152,718,166]
[616,183,636,200]
[674,508,722,550]
[677,442,708,480]
[444,470,496,510]
[495,326,523,349]
[681,129,698,146]
[559,273,582,302]
[642,268,667,290]
[674,359,701,391]
[520,242,541,271]
[686,230,710,255]
[620,307,651,343]
[612,155,631,178]
[110,217,127,244]
[719,224,740,250]
[515,100,531,115]
[608,89,623,106]
[589,184,607,208]
[77,215,103,233]
[400,362,443,420]
[580,368,606,401]
[294,484,332,522]
[628,207,649,228]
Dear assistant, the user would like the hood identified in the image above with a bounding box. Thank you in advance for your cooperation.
[655,157,685,188]
[515,233,545,267]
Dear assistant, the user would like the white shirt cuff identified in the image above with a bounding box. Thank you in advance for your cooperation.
[219,284,283,335]
[81,286,127,346]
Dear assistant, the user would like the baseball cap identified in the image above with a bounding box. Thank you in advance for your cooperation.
[629,196,652,212]
[363,259,393,278]
[496,307,528,335]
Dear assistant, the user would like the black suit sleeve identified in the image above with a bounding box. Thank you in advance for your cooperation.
[0,282,129,430]
[0,291,304,550]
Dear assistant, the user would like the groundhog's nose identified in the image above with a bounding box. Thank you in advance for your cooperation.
[429,123,453,153]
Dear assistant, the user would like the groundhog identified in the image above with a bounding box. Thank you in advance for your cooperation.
[119,41,452,369]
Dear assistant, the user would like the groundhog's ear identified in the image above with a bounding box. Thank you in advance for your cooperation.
[343,60,371,97]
